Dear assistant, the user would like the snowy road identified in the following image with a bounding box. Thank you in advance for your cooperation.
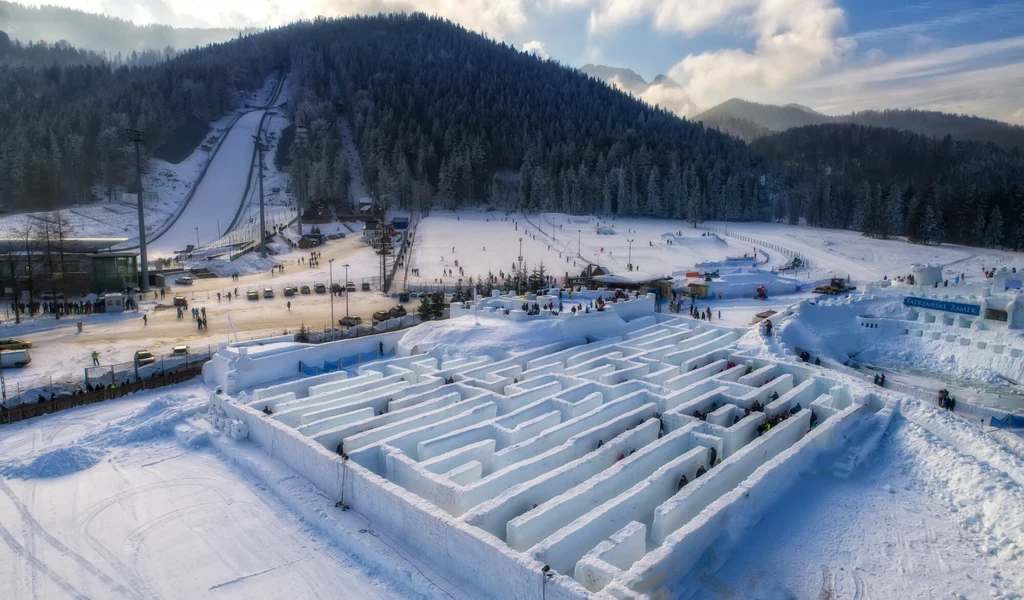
[0,384,412,599]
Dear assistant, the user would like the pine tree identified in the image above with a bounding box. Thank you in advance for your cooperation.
[645,167,662,216]
[984,206,1003,248]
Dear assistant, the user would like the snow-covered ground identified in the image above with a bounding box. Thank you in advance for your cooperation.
[0,383,422,599]
[707,412,1024,600]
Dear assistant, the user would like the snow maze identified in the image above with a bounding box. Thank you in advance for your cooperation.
[207,316,878,599]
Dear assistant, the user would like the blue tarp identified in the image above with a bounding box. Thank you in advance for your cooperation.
[990,414,1024,429]
[341,355,358,368]
[323,359,341,373]
[359,351,378,363]
[300,362,320,376]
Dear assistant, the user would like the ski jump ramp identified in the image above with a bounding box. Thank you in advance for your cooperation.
[205,295,879,599]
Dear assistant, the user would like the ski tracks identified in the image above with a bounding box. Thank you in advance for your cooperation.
[0,475,142,600]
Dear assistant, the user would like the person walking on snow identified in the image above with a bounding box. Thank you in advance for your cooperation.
[142,314,147,326]
[91,351,100,366]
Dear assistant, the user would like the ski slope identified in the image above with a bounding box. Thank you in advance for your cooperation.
[145,80,288,258]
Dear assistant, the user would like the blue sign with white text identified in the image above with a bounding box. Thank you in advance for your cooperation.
[903,296,981,316]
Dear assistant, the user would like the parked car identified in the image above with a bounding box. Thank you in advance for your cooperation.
[331,282,342,293]
[176,275,195,285]
[361,282,371,291]
[134,350,156,366]
[0,349,31,367]
[171,345,189,356]
[398,292,410,303]
[263,287,274,299]
[339,316,362,326]
[389,305,407,319]
[0,338,32,351]
[372,310,391,323]
[247,290,259,300]
[346,281,356,292]
[314,283,327,294]
[284,286,297,296]
[300,285,311,295]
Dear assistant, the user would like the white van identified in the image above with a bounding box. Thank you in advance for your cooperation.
[0,349,31,368]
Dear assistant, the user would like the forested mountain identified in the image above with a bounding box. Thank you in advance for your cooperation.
[0,1,251,56]
[697,99,828,135]
[0,29,289,209]
[755,124,1024,248]
[0,31,169,68]
[698,98,1024,148]
[287,15,765,222]
[1,12,1021,252]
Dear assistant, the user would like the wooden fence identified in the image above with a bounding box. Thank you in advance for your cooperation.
[0,364,206,425]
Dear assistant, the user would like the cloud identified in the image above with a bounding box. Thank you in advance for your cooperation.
[523,40,549,59]
[791,37,1024,122]
[23,0,530,38]
[1012,108,1024,125]
[578,0,757,36]
[667,0,853,108]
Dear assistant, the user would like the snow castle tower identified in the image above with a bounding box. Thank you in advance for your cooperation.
[911,263,943,287]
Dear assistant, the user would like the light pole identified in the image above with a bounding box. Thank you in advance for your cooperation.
[518,237,523,296]
[126,128,149,291]
[217,218,221,237]
[254,136,269,257]
[195,226,200,249]
[343,263,350,322]
[577,229,581,257]
[329,259,335,341]
[295,124,309,236]
[626,238,634,272]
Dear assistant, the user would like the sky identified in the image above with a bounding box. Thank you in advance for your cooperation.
[13,0,1024,123]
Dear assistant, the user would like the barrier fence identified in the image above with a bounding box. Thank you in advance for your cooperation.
[0,365,205,425]
[698,225,811,270]
[1,346,214,408]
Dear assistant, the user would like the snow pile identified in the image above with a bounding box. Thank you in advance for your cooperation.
[0,392,206,479]
[398,314,596,359]
[0,445,103,479]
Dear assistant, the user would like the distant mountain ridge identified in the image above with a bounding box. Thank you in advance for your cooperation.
[0,1,255,56]
[580,63,697,117]
[697,97,1024,147]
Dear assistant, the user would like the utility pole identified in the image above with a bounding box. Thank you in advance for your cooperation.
[329,259,335,341]
[626,238,634,272]
[343,263,350,322]
[295,124,309,237]
[126,128,150,291]
[577,229,581,257]
[195,226,200,249]
[254,136,269,258]
[518,237,523,295]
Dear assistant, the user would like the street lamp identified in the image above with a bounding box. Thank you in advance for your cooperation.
[626,239,634,272]
[195,226,200,249]
[329,258,335,341]
[518,237,524,295]
[577,229,581,257]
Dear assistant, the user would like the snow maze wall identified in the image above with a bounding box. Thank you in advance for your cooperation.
[208,317,872,599]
